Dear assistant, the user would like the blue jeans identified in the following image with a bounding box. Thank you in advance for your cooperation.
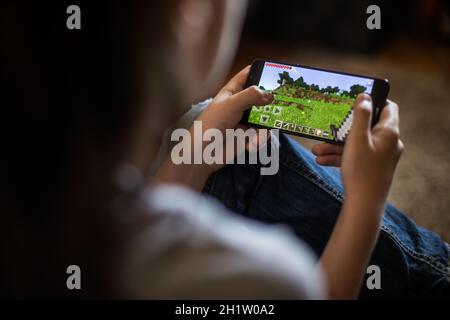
[203,134,450,299]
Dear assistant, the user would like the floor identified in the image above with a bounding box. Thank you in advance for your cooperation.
[229,36,450,242]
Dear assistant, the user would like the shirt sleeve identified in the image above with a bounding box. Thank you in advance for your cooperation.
[118,184,325,299]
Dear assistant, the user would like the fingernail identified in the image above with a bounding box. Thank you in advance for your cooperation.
[360,93,372,102]
[359,100,372,112]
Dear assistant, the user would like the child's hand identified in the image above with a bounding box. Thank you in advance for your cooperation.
[311,143,344,167]
[194,66,274,173]
[198,66,273,133]
[153,66,273,191]
[313,95,404,205]
[312,95,403,171]
[342,95,404,206]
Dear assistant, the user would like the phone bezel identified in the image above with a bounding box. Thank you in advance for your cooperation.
[240,59,390,145]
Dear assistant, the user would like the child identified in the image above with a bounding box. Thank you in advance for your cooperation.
[2,1,448,299]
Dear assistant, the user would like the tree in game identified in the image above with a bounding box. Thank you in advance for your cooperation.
[326,86,338,94]
[349,84,367,97]
[323,86,335,94]
[293,76,308,89]
[259,86,266,90]
[277,71,294,86]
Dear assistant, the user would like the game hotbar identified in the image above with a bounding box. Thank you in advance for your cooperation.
[248,62,374,142]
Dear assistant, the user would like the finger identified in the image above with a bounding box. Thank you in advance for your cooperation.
[315,155,342,167]
[312,143,343,156]
[217,66,251,99]
[347,93,373,144]
[373,100,400,134]
[226,85,274,114]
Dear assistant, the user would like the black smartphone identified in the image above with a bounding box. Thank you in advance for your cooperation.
[241,59,390,144]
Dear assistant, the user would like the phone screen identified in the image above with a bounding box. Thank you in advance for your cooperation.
[247,61,375,143]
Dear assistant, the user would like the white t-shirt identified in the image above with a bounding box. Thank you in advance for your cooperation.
[118,184,325,299]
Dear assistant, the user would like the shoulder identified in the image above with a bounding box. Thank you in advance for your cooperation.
[118,184,325,299]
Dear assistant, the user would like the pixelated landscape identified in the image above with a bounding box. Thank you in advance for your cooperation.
[248,65,371,141]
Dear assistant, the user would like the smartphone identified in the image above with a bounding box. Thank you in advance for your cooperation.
[241,59,390,144]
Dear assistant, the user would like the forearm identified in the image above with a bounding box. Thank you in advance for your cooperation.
[152,158,212,192]
[320,198,385,299]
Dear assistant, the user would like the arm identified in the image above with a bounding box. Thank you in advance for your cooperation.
[320,198,383,299]
[315,96,404,299]
[153,161,211,192]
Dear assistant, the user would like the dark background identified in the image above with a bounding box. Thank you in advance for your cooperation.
[228,0,450,241]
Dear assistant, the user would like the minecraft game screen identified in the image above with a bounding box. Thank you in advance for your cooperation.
[248,62,374,142]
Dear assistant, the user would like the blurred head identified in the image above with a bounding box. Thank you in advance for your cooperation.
[168,0,248,99]
[131,0,248,168]
[1,0,248,298]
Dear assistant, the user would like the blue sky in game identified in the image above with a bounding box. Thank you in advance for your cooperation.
[259,63,374,93]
